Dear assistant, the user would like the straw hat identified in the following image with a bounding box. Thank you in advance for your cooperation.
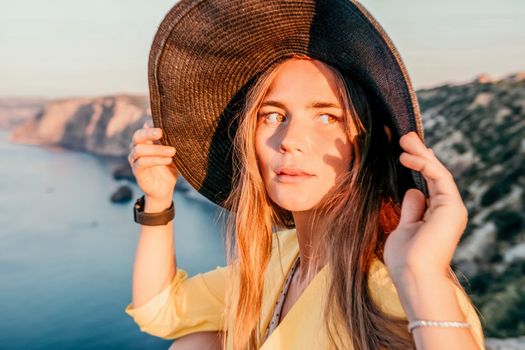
[148,0,428,207]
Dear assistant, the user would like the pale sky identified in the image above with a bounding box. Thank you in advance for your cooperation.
[0,0,524,98]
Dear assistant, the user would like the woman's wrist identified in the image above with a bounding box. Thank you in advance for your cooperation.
[391,268,482,349]
[391,268,464,322]
[144,195,173,213]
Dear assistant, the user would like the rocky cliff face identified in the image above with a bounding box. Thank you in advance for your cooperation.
[417,72,525,339]
[3,71,525,342]
[8,94,150,157]
[0,98,47,129]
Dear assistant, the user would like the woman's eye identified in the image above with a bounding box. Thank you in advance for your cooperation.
[318,114,338,124]
[263,112,286,124]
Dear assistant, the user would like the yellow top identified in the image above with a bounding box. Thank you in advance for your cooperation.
[124,228,485,349]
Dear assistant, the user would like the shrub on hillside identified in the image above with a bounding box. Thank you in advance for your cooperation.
[487,210,524,241]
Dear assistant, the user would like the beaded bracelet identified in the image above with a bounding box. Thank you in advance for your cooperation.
[408,320,471,334]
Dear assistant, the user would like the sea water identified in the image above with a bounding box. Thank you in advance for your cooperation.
[0,130,226,350]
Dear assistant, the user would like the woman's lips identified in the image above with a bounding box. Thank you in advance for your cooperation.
[274,167,314,183]
[275,173,314,183]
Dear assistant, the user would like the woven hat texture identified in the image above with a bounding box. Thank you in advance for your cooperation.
[148,0,428,207]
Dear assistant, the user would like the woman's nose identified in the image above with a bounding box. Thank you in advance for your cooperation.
[279,118,309,153]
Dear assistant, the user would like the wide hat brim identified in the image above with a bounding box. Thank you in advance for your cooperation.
[149,0,429,208]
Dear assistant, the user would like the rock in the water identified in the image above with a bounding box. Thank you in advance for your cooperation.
[112,162,135,182]
[111,185,133,203]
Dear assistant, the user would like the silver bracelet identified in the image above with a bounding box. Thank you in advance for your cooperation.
[408,320,471,334]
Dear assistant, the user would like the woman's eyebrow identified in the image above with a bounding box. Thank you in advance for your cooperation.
[260,100,342,110]
[306,101,342,110]
[260,100,286,109]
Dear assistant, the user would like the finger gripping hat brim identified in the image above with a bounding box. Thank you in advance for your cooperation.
[149,0,428,208]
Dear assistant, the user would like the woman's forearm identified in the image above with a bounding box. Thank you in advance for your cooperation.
[131,195,177,308]
[392,269,481,350]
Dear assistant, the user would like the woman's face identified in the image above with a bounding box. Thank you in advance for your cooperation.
[255,59,354,212]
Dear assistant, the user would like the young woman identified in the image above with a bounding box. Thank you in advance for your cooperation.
[125,1,485,349]
[125,55,484,349]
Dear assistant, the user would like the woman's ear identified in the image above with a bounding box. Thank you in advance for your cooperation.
[383,125,392,143]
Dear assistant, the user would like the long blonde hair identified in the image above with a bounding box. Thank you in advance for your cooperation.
[218,54,467,349]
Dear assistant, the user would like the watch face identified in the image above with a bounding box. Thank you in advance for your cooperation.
[133,196,145,224]
[134,196,145,211]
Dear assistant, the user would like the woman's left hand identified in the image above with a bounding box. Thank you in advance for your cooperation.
[383,131,468,282]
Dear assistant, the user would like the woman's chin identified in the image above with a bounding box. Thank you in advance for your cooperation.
[272,196,319,212]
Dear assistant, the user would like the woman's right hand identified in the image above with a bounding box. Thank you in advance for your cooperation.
[128,122,178,203]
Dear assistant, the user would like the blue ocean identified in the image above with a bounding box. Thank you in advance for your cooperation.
[0,130,226,350]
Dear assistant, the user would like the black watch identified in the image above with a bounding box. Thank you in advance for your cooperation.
[133,195,175,226]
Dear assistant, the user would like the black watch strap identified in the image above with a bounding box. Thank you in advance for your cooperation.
[133,195,175,226]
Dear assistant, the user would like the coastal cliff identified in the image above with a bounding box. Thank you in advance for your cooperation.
[8,94,150,157]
